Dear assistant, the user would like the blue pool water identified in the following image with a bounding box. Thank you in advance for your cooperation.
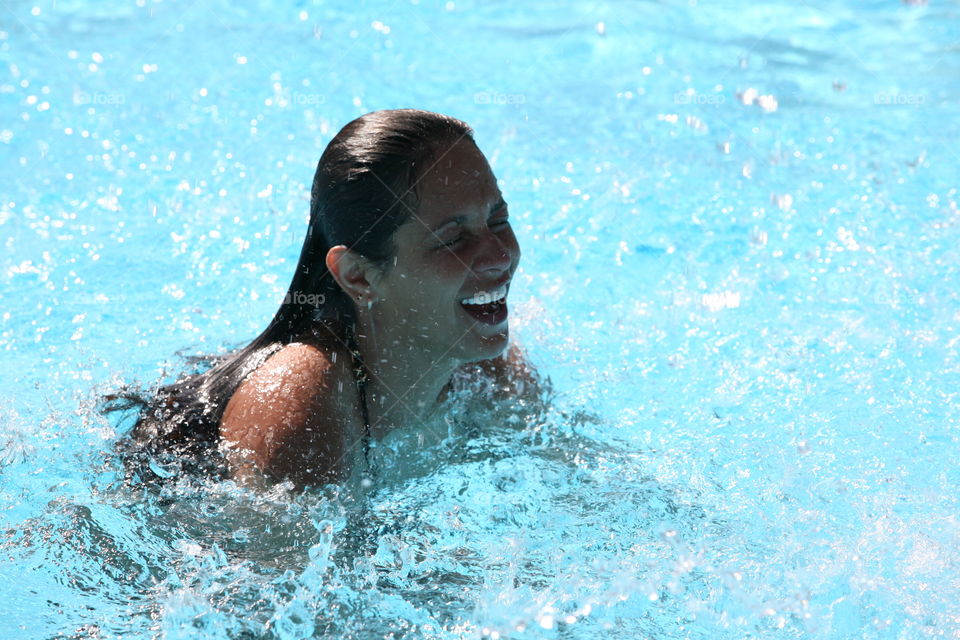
[3,0,960,637]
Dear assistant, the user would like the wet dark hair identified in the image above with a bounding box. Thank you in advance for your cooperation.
[102,108,475,483]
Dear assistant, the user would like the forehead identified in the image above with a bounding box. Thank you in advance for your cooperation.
[413,139,499,224]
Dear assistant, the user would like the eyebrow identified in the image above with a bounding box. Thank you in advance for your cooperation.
[427,198,507,235]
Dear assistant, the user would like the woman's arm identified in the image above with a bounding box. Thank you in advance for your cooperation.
[219,342,352,487]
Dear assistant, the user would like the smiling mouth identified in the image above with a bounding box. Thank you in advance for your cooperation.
[459,282,509,306]
[459,283,509,325]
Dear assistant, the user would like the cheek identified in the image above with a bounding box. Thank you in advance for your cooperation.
[398,260,465,308]
[430,250,472,278]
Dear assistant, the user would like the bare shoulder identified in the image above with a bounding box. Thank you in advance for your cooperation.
[219,341,355,485]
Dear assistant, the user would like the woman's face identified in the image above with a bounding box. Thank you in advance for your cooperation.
[367,137,521,365]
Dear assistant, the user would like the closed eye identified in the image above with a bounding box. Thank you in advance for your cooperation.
[439,236,463,248]
[489,201,510,228]
[436,204,509,250]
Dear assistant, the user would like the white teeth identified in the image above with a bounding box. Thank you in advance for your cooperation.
[460,283,508,306]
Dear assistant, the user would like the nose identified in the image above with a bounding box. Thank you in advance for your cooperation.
[473,227,516,275]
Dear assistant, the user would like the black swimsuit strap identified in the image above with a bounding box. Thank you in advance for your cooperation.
[345,328,373,472]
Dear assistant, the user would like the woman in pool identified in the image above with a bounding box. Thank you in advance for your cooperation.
[109,109,544,488]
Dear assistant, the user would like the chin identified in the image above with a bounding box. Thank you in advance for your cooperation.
[462,327,510,363]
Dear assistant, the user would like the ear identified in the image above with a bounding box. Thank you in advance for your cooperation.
[325,245,377,304]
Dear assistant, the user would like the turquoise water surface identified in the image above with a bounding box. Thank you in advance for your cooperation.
[3,0,960,638]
